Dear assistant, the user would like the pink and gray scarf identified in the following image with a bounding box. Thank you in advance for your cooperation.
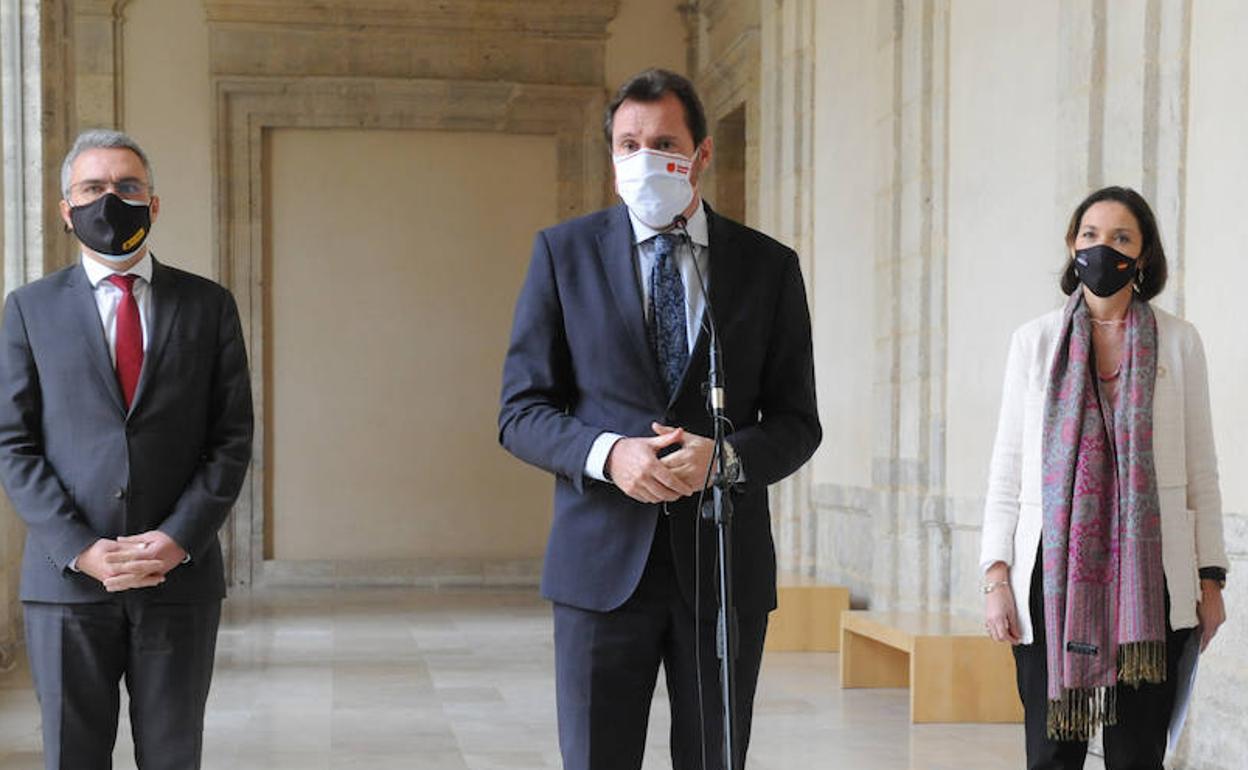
[1040,292,1166,740]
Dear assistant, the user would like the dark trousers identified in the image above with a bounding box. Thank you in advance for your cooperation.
[1013,557,1193,770]
[552,513,768,770]
[23,596,222,770]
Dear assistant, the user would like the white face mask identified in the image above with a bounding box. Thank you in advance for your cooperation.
[613,148,699,230]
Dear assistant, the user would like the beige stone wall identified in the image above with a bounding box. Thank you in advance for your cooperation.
[944,0,1065,503]
[206,4,617,586]
[605,0,688,86]
[805,0,878,594]
[123,0,213,278]
[757,0,817,574]
[809,0,874,491]
[1172,4,1248,764]
[266,127,556,565]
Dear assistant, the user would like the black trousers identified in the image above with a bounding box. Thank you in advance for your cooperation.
[23,596,222,770]
[1013,556,1193,770]
[552,513,768,770]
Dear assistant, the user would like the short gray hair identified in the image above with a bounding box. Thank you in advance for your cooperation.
[61,129,155,199]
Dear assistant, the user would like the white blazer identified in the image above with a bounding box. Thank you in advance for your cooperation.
[979,304,1228,645]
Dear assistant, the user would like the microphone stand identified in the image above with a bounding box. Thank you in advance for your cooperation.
[673,215,738,770]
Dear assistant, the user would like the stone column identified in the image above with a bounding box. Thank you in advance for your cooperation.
[1140,0,1192,317]
[0,0,74,669]
[757,0,818,576]
[866,0,951,612]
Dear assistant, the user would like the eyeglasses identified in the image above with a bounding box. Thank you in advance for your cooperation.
[67,179,151,205]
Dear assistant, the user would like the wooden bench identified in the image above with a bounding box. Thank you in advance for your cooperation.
[840,610,1023,723]
[764,573,850,652]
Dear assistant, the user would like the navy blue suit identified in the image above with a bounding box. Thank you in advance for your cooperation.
[499,202,820,769]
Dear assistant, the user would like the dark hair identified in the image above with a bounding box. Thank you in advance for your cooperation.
[1061,186,1168,301]
[603,68,708,147]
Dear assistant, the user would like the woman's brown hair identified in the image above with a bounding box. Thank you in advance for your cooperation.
[1060,186,1168,301]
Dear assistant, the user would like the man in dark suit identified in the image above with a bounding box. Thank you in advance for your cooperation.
[498,69,820,770]
[0,129,253,769]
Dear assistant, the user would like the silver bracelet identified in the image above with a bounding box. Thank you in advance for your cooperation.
[981,580,1010,595]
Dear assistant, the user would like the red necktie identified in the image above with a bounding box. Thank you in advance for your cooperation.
[106,274,143,409]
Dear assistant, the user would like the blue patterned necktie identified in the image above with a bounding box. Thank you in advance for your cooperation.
[648,233,688,398]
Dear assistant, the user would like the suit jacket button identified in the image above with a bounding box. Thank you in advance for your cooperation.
[114,488,125,500]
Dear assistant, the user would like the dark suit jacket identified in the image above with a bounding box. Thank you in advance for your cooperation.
[0,258,254,603]
[499,203,821,615]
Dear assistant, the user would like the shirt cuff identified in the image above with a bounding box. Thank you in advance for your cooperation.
[1199,566,1227,584]
[68,556,80,572]
[979,553,1013,576]
[584,432,624,483]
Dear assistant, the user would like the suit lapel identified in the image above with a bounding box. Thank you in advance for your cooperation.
[128,258,181,416]
[598,205,666,406]
[65,266,127,415]
[703,207,739,350]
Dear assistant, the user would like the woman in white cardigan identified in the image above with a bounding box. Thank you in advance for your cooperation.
[980,186,1227,770]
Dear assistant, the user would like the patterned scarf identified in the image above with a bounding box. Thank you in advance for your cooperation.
[1039,292,1166,740]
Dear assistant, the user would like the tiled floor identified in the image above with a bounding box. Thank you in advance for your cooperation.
[0,587,1100,769]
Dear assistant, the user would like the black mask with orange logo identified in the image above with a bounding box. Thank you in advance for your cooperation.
[69,193,151,261]
[1074,244,1138,298]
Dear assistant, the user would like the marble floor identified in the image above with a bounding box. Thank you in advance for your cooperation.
[0,587,1106,769]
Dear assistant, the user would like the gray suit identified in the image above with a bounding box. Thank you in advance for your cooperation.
[0,258,253,769]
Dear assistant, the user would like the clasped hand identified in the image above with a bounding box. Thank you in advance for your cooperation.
[606,422,716,504]
[75,531,188,592]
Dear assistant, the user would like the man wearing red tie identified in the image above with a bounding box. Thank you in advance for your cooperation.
[0,129,253,769]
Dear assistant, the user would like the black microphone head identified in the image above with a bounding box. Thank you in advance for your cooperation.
[671,214,688,229]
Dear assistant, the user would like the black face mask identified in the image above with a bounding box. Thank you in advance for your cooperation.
[1073,243,1138,298]
[68,193,151,260]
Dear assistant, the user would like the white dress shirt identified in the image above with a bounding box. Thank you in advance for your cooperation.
[81,251,154,363]
[583,203,713,483]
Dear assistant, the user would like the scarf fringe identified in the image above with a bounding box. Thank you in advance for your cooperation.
[1118,640,1167,685]
[1046,686,1118,742]
[1045,640,1167,741]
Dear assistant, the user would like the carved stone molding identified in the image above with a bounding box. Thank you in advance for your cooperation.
[73,0,132,17]
[698,26,759,120]
[204,1,618,86]
[695,2,760,230]
[213,75,608,587]
[701,0,730,27]
[202,0,620,37]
